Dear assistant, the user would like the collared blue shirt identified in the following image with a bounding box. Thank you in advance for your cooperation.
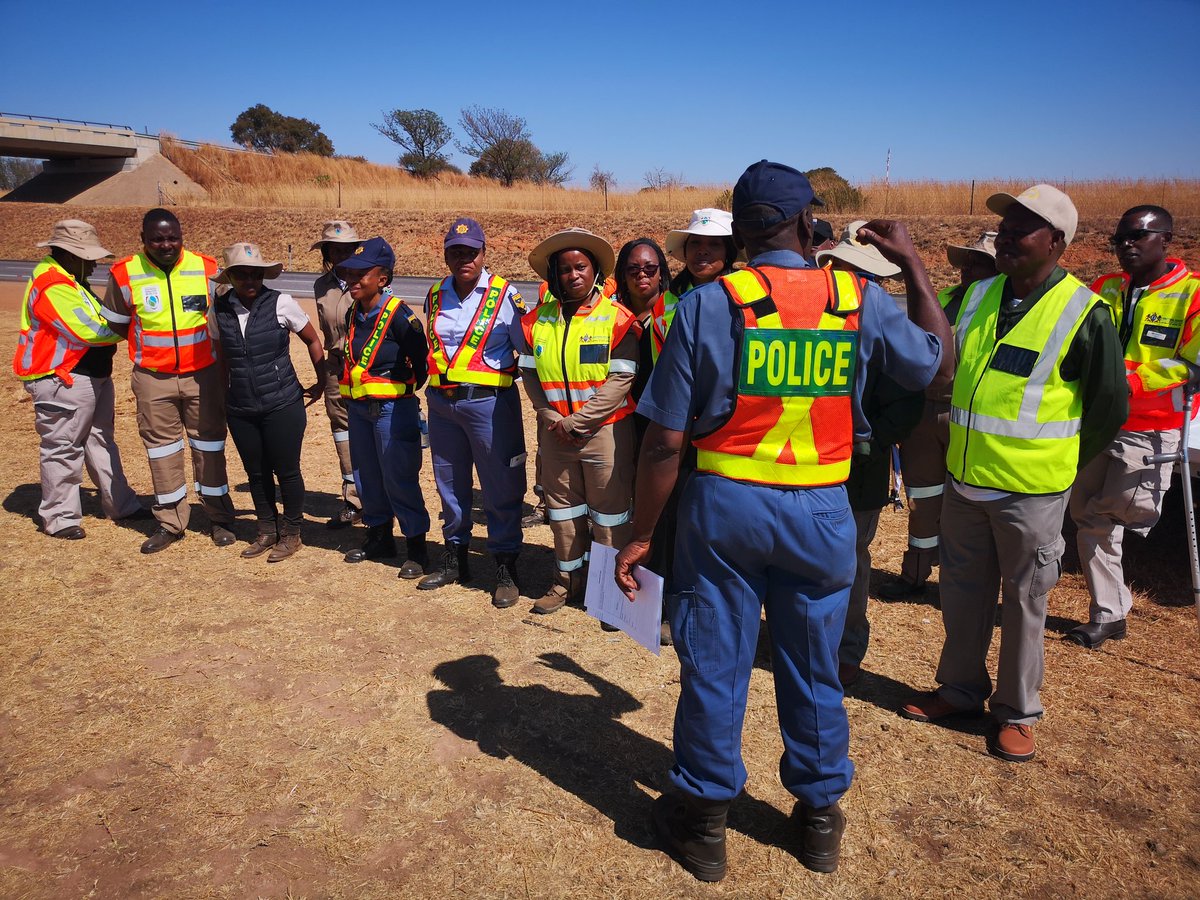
[637,249,943,441]
[425,267,526,371]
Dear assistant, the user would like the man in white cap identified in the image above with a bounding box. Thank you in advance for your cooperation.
[13,219,148,538]
[900,185,1127,764]
[878,231,998,601]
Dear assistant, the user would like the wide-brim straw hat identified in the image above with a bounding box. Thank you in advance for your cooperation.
[36,219,111,261]
[664,208,734,262]
[814,220,901,278]
[946,231,998,269]
[309,220,361,251]
[528,228,616,282]
[211,242,284,284]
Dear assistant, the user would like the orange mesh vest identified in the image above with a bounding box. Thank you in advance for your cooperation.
[693,265,862,487]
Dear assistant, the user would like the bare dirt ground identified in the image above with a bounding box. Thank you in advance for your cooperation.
[1,267,1199,897]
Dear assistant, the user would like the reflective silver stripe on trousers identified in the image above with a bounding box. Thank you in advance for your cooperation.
[156,483,188,504]
[557,555,586,572]
[548,503,588,522]
[589,507,631,527]
[193,482,230,496]
[907,484,944,500]
[909,535,940,549]
[189,438,226,452]
[147,439,185,459]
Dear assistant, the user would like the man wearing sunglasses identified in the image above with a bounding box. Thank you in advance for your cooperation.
[1068,206,1200,649]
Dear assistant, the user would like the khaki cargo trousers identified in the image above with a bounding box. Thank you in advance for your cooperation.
[897,399,951,585]
[132,364,235,535]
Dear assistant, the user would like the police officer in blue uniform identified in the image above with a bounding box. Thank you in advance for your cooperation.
[417,218,529,607]
[615,161,953,881]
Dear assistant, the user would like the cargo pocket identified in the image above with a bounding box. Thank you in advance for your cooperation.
[1031,535,1066,598]
[672,590,719,676]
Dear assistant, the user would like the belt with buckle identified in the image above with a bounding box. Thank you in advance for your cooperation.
[437,384,508,401]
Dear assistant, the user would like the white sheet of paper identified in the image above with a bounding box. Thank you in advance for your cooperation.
[583,543,664,656]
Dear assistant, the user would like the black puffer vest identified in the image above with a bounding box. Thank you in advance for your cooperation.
[215,288,303,416]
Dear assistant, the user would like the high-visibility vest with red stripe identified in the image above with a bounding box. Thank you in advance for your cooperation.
[521,291,638,426]
[426,274,516,387]
[110,250,218,373]
[649,289,682,363]
[13,257,120,385]
[692,266,863,487]
[339,296,418,399]
[1091,259,1200,431]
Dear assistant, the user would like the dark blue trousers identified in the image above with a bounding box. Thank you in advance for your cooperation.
[347,397,429,537]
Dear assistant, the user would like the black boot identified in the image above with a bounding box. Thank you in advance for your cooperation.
[792,801,845,873]
[418,543,470,590]
[399,534,430,580]
[491,553,522,608]
[652,791,729,882]
[344,524,396,563]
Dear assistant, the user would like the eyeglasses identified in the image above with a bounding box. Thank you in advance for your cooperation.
[625,264,660,277]
[1109,228,1168,247]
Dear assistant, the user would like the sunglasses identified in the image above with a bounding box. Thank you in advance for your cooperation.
[1109,228,1169,247]
[625,264,660,277]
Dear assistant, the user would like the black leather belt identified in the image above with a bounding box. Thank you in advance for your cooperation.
[436,384,510,401]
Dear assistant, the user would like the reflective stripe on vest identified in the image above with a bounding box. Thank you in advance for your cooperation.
[523,292,637,425]
[947,274,1099,493]
[426,274,515,387]
[650,290,681,363]
[339,296,416,399]
[693,266,862,487]
[1092,259,1200,431]
[110,250,217,373]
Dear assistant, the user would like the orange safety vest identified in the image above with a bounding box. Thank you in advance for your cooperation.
[339,296,417,399]
[109,249,218,373]
[520,290,639,426]
[13,259,117,384]
[693,265,862,487]
[426,274,517,387]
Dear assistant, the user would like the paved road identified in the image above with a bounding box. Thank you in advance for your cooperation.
[0,260,541,303]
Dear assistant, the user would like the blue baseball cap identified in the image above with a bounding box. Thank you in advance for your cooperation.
[337,236,395,271]
[444,217,485,249]
[732,160,824,229]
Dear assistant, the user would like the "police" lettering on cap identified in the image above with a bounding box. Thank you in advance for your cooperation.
[739,329,857,397]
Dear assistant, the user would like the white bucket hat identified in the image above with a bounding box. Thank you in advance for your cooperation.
[814,220,901,278]
[211,242,284,284]
[664,208,733,262]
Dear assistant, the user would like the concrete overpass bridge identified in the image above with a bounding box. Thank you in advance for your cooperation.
[0,112,206,205]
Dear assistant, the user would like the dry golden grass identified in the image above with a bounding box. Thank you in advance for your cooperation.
[857,179,1200,217]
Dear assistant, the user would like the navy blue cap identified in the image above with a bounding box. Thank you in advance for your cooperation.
[732,160,824,228]
[444,217,485,249]
[337,236,395,271]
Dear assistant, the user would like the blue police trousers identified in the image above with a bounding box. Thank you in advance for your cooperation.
[427,387,526,554]
[347,397,430,537]
[668,472,856,808]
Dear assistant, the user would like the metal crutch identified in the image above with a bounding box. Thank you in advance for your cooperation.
[1145,382,1200,629]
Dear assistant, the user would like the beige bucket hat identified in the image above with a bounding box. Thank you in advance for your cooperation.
[664,208,734,262]
[211,242,284,284]
[946,231,998,269]
[36,219,111,261]
[528,228,616,282]
[309,220,361,251]
[986,184,1078,246]
[814,220,901,278]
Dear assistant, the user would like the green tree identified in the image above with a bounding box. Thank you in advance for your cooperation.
[0,157,41,190]
[373,108,454,178]
[230,104,334,156]
[457,106,570,187]
[804,167,863,212]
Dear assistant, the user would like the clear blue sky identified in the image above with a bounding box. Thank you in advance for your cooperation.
[3,0,1198,188]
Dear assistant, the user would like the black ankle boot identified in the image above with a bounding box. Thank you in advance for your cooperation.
[793,801,845,873]
[417,543,470,590]
[344,524,396,563]
[652,791,730,882]
[399,534,430,579]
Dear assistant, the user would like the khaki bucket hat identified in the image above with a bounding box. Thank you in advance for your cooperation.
[310,220,361,251]
[528,228,616,282]
[36,219,111,261]
[946,231,998,269]
[211,242,284,284]
[814,220,901,278]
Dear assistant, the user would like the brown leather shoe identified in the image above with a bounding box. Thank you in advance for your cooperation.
[492,553,522,608]
[991,723,1035,762]
[141,527,183,554]
[211,524,237,547]
[898,691,983,722]
[531,583,570,615]
[241,532,277,558]
[267,532,301,563]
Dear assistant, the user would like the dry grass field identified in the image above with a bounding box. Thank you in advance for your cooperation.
[1,257,1199,900]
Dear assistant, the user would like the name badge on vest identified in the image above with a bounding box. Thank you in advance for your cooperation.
[143,285,162,313]
[739,329,857,397]
[1140,324,1179,349]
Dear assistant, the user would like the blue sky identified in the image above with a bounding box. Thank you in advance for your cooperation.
[3,0,1198,188]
